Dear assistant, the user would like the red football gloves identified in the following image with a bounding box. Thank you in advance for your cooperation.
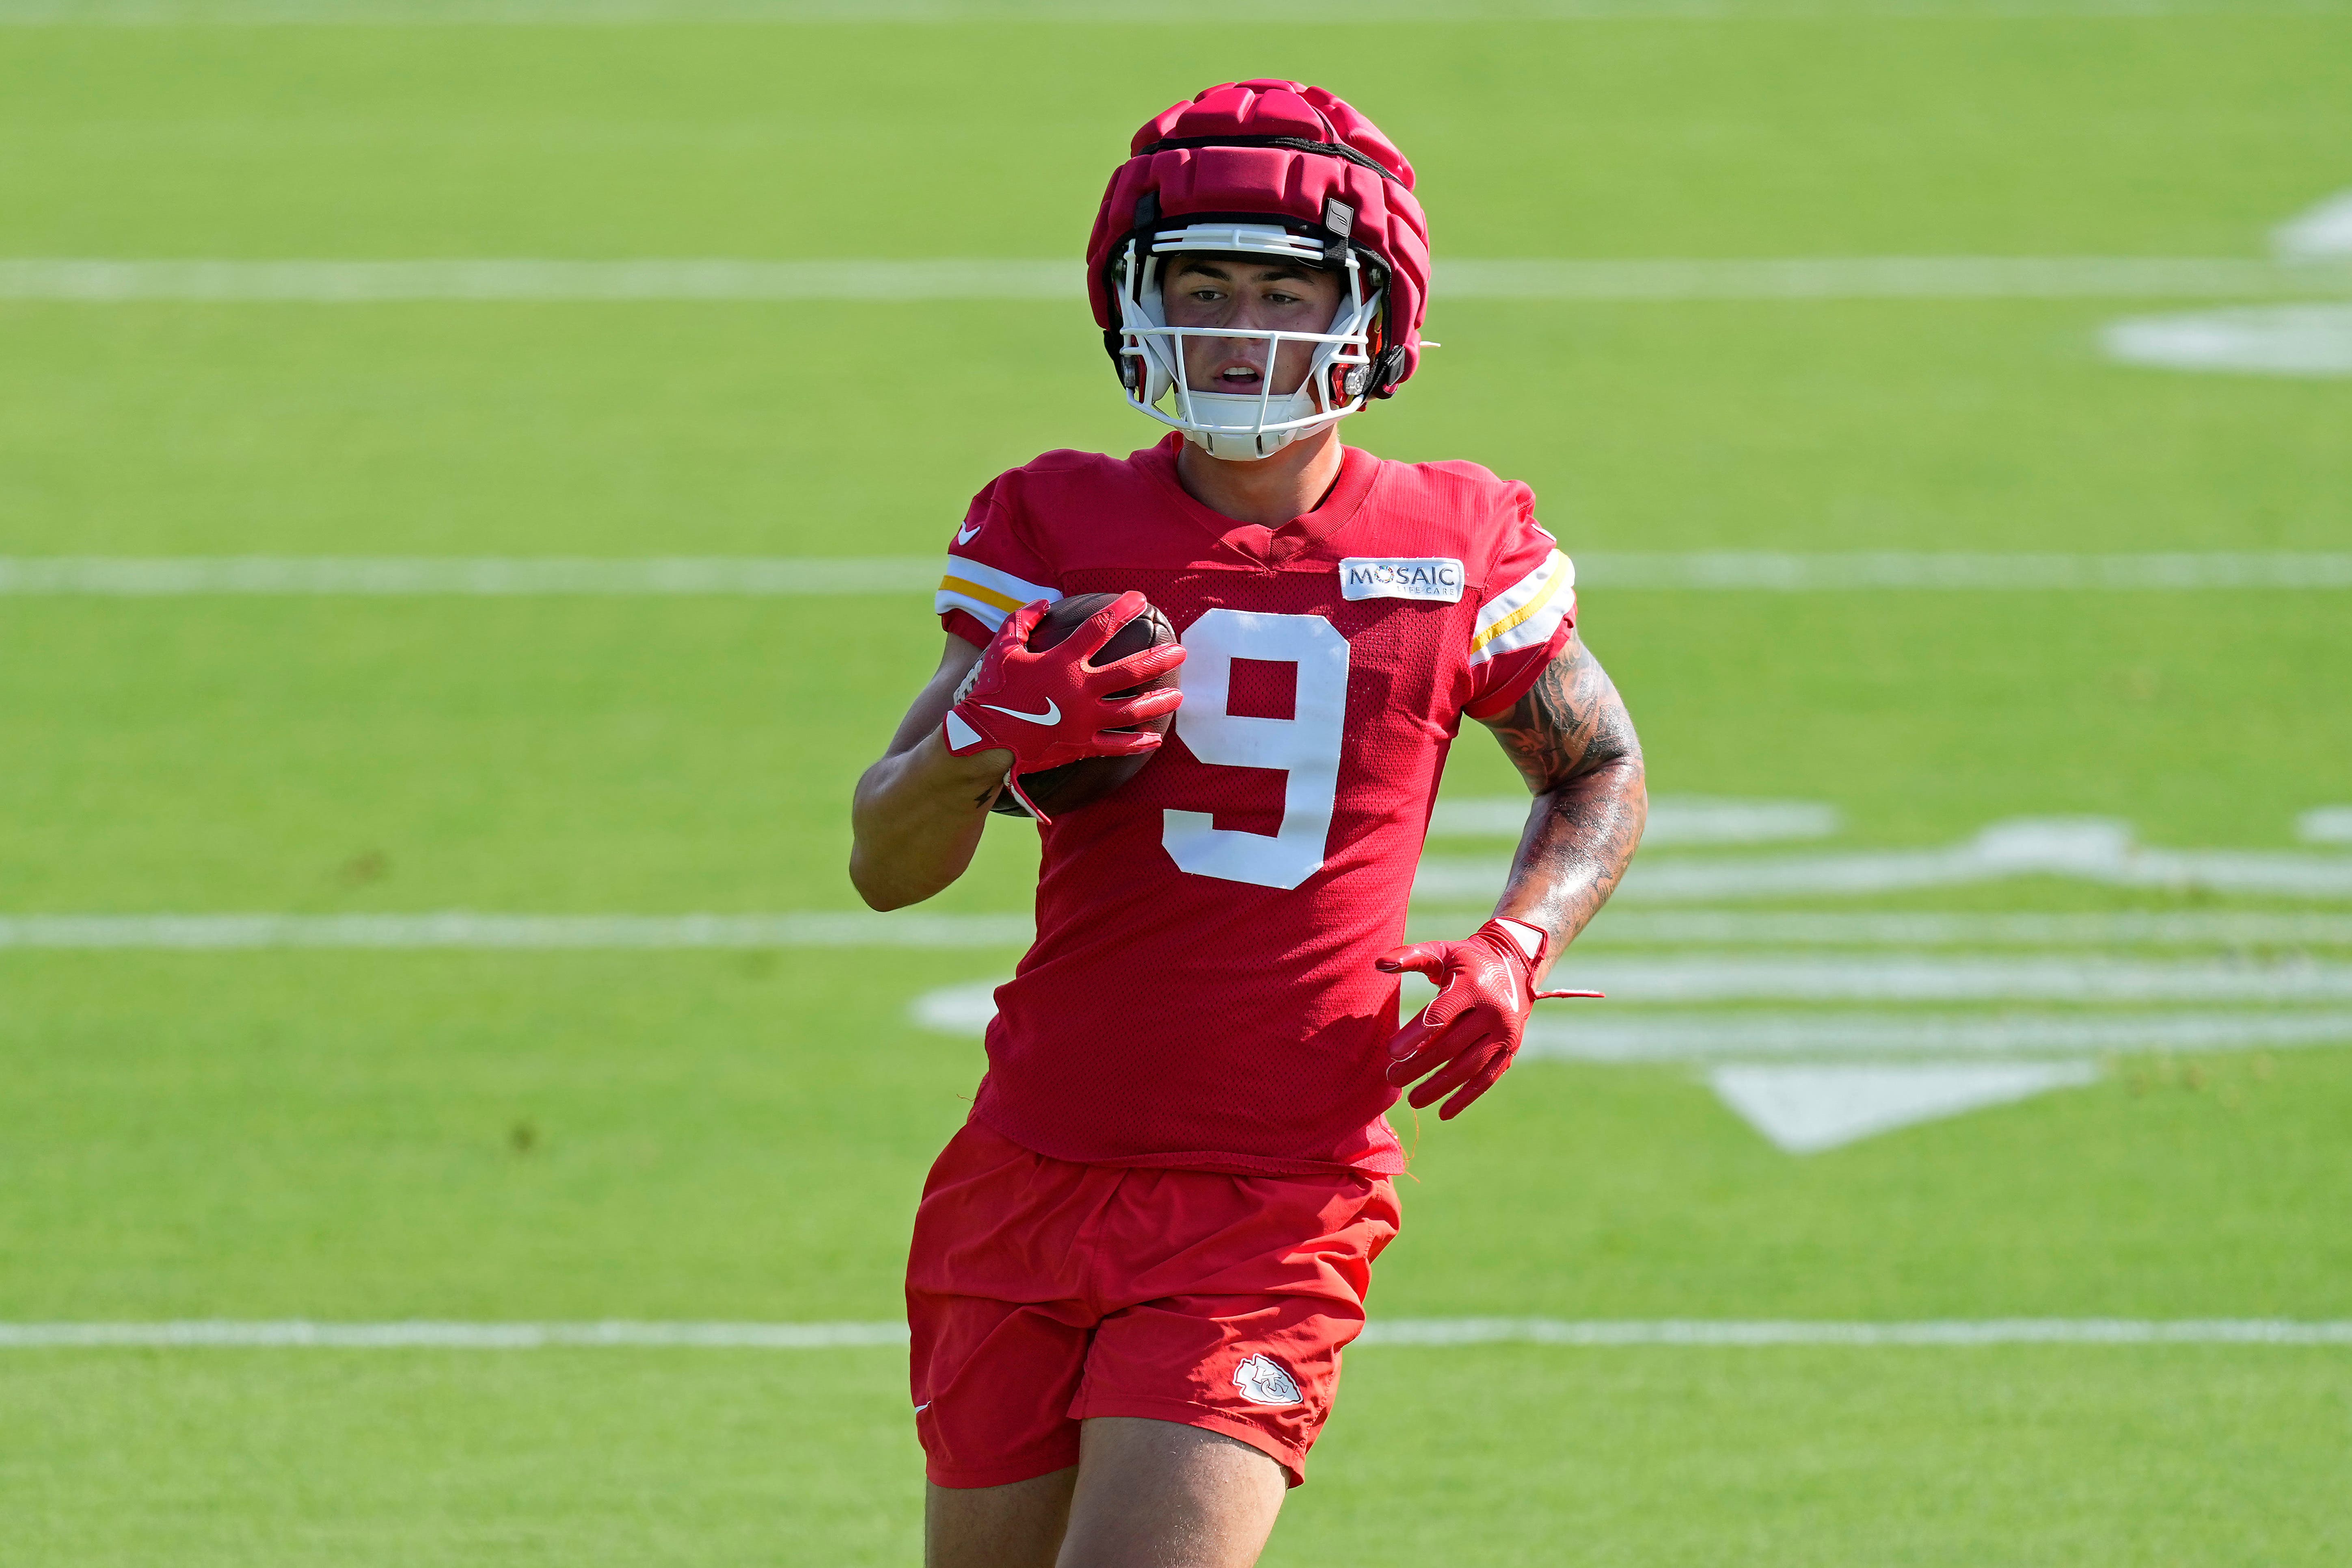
[942,592,1185,819]
[1378,918,1603,1120]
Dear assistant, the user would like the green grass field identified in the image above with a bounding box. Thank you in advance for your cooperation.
[3,10,2350,1565]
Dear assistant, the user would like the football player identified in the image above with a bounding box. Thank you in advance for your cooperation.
[851,81,1645,1568]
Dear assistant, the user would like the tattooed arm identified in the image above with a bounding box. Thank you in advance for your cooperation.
[1375,635,1645,1118]
[1474,635,1647,980]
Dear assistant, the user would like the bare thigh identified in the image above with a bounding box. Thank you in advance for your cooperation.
[923,1419,1286,1568]
[927,1467,1078,1568]
[1056,1417,1288,1568]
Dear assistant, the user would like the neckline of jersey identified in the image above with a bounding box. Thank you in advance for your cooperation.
[1136,433,1384,568]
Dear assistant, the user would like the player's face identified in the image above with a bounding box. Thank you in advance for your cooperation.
[1161,258,1346,400]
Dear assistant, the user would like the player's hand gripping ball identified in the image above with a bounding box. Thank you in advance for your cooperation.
[942,590,1184,821]
[1377,919,1603,1119]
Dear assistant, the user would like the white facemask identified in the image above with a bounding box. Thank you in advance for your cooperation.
[1111,224,1384,463]
[1167,383,1333,461]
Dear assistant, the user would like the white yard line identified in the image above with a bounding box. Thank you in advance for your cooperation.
[15,908,2352,954]
[1519,1009,2352,1060]
[1418,819,2352,904]
[914,976,2352,1053]
[4,555,2350,596]
[0,912,1035,949]
[0,1318,2343,1348]
[1354,1318,2352,1346]
[1535,955,2352,1003]
[5,2,2347,22]
[1570,552,2352,589]
[4,257,2351,303]
[0,556,938,595]
[1443,257,2352,300]
[0,1320,909,1347]
[1564,911,2352,946]
[0,259,1080,301]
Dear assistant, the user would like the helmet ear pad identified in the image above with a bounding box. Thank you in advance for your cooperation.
[1107,328,1142,391]
[1104,253,1178,404]
[1343,305,1409,402]
[1122,253,1180,406]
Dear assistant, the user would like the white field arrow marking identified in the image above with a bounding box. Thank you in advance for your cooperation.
[2103,305,2352,379]
[1707,1063,2101,1154]
[2096,188,2352,377]
[907,980,2352,1155]
[2276,188,2352,261]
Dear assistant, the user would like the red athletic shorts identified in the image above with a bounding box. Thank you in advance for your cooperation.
[905,1119,1401,1489]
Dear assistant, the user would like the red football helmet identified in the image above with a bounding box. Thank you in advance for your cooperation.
[1086,80,1433,460]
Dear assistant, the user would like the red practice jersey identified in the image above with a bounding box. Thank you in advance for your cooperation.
[936,435,1574,1176]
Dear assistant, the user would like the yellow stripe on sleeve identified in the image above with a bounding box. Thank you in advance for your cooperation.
[940,575,1025,614]
[1469,563,1568,654]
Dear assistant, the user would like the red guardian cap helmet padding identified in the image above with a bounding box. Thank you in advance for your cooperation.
[1086,80,1432,461]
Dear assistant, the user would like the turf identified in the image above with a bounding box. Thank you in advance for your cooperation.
[7,1347,2346,1567]
[4,19,2352,555]
[5,17,2350,257]
[4,1351,929,1566]
[1287,1346,2352,1568]
[4,953,2347,1323]
[1,11,2348,1566]
[0,592,2339,911]
[6,297,2351,556]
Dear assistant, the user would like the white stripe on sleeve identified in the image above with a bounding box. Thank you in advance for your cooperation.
[934,553,1060,633]
[1470,551,1575,665]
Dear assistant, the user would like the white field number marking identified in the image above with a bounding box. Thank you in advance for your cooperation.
[1163,609,1351,890]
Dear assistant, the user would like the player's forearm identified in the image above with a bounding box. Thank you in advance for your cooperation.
[1492,755,1646,980]
[849,734,1010,910]
[1476,638,1647,982]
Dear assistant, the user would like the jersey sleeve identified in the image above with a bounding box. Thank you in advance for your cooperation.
[1461,504,1576,721]
[935,477,1063,649]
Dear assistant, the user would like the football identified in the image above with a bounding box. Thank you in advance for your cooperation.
[988,592,1180,818]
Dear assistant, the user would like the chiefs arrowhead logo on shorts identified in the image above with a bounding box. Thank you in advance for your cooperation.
[1230,1352,1303,1407]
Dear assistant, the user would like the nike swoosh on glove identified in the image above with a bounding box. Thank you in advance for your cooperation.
[942,592,1185,810]
[1377,918,1602,1120]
